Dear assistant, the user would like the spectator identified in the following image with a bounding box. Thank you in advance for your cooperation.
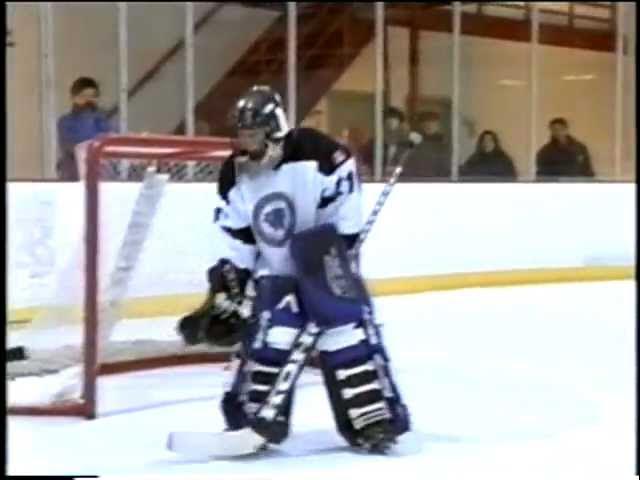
[460,130,517,181]
[536,117,594,179]
[57,77,115,180]
[359,106,418,175]
[339,126,370,177]
[339,126,366,153]
[405,110,451,179]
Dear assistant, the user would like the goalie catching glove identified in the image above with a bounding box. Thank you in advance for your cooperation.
[177,259,255,347]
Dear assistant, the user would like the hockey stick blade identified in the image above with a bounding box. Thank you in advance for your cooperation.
[167,427,268,459]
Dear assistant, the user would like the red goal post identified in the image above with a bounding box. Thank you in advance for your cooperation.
[8,134,235,419]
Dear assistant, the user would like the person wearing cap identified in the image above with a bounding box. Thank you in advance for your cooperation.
[359,106,420,176]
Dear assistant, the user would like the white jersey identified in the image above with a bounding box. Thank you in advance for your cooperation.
[213,127,363,277]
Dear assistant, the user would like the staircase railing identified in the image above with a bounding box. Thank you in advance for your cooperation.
[106,3,225,120]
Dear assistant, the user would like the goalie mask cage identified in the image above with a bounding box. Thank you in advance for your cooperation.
[8,134,236,419]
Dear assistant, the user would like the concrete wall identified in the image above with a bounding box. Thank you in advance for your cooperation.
[127,4,279,134]
[9,4,43,179]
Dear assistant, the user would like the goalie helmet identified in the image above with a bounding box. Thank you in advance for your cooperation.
[231,85,289,140]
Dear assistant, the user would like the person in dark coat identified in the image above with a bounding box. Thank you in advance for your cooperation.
[405,111,451,179]
[459,130,517,181]
[359,106,418,176]
[536,117,594,180]
[57,77,115,180]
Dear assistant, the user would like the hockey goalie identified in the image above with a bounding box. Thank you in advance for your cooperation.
[171,85,410,457]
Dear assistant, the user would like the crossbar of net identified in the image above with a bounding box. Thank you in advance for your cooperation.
[79,134,232,182]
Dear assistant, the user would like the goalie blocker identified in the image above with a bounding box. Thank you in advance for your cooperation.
[221,223,410,452]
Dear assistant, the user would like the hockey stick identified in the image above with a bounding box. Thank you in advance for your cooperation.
[168,147,415,458]
[352,146,414,253]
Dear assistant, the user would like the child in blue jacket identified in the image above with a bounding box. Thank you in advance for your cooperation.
[57,77,115,180]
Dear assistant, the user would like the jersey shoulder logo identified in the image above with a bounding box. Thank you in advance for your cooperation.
[252,192,297,247]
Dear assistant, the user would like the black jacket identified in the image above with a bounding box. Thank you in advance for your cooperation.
[460,149,517,181]
[405,133,451,179]
[536,136,594,179]
[358,136,414,174]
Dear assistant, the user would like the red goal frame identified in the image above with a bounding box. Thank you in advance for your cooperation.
[8,134,234,419]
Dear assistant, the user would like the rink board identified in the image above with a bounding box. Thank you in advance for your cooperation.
[7,182,635,321]
[8,265,634,326]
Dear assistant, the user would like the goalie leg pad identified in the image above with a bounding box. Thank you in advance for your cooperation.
[239,275,307,443]
[316,331,411,447]
[290,224,410,446]
[290,223,368,330]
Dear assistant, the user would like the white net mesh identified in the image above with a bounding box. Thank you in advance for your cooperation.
[7,135,234,412]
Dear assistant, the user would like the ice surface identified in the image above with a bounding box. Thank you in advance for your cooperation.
[8,281,636,478]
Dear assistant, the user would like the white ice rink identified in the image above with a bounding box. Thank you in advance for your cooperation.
[8,281,636,479]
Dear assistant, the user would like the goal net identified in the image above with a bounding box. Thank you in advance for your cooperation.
[8,134,237,418]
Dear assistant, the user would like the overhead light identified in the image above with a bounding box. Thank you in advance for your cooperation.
[562,74,597,81]
[498,79,527,87]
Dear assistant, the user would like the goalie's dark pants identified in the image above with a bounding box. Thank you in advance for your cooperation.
[221,224,409,446]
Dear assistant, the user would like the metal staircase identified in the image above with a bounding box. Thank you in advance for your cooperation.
[178,3,374,136]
